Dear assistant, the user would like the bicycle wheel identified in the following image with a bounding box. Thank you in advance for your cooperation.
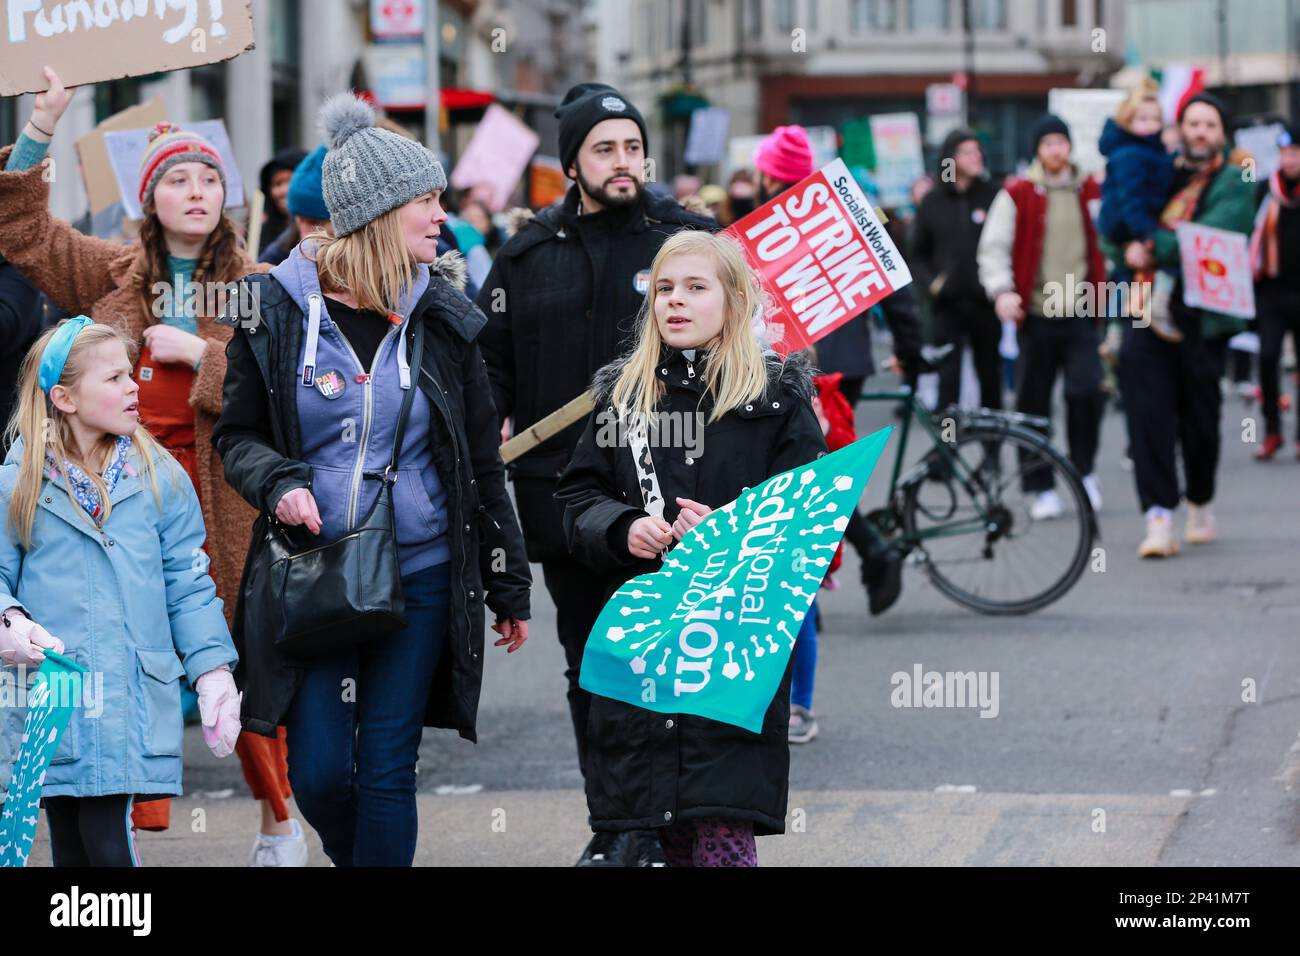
[899,423,1094,615]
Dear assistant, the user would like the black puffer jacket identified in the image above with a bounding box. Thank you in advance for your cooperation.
[909,175,1003,309]
[477,185,717,562]
[212,266,531,743]
[556,347,827,834]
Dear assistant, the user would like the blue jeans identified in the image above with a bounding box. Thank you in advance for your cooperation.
[791,598,818,712]
[284,562,451,866]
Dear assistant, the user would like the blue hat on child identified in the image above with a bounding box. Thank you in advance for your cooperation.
[39,316,94,395]
[286,145,330,222]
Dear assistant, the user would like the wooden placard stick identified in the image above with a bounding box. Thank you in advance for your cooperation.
[499,389,597,464]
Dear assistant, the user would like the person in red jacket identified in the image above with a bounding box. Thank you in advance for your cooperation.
[976,114,1107,520]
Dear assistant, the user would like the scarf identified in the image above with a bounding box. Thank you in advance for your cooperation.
[46,435,135,526]
[1250,170,1300,280]
[1158,150,1225,231]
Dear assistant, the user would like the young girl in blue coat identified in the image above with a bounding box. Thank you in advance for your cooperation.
[0,318,240,866]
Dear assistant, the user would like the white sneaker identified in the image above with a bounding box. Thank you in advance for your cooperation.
[1185,502,1217,544]
[1082,474,1102,512]
[1030,490,1064,520]
[249,818,308,867]
[1138,515,1178,558]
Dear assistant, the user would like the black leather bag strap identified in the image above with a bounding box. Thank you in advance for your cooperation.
[381,316,427,481]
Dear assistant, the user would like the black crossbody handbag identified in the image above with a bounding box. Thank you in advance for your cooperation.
[244,319,426,660]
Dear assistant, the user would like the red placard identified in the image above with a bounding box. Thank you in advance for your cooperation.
[721,158,913,356]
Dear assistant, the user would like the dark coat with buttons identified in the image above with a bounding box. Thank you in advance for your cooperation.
[212,262,531,743]
[556,347,827,835]
[477,186,717,562]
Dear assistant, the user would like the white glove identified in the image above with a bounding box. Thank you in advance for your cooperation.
[195,665,241,758]
[0,607,65,667]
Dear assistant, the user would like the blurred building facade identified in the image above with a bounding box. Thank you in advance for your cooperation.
[593,0,1129,177]
[1119,0,1299,121]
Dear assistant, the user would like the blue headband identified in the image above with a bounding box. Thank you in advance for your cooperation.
[38,316,95,395]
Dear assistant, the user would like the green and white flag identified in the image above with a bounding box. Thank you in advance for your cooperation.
[579,426,892,732]
[1,650,89,867]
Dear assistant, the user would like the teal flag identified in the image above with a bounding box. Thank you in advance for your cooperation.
[1,650,89,867]
[579,427,892,732]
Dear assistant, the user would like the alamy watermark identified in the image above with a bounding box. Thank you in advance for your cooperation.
[890,663,999,718]
[595,409,705,458]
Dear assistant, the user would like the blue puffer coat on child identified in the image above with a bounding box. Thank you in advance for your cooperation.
[0,441,236,798]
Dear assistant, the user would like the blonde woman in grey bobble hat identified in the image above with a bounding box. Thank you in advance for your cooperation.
[214,93,532,867]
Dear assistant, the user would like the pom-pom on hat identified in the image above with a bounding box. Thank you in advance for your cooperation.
[136,121,227,206]
[318,93,447,236]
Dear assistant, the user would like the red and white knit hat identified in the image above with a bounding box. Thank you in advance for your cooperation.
[136,121,227,205]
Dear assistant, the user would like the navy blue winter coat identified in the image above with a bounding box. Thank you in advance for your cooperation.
[1097,118,1175,244]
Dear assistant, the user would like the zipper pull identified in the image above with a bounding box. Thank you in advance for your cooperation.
[687,360,695,379]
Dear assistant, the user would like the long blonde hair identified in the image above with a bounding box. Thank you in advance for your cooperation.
[610,231,769,426]
[4,322,171,548]
[308,206,415,314]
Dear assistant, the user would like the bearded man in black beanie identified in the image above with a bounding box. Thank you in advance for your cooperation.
[478,82,715,867]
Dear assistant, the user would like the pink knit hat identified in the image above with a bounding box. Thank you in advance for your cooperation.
[753,125,815,184]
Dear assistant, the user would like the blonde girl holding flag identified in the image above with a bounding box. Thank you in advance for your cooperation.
[557,230,826,867]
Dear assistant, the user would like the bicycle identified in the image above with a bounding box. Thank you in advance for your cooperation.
[857,381,1097,616]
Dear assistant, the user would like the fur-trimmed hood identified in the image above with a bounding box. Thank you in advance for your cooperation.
[590,345,815,407]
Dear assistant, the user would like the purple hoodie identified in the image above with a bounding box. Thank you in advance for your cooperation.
[270,242,450,575]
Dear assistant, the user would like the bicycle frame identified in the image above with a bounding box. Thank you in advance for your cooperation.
[857,386,1006,545]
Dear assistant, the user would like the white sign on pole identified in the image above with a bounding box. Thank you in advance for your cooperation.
[363,44,426,109]
[926,83,963,116]
[1048,88,1127,177]
[371,0,425,38]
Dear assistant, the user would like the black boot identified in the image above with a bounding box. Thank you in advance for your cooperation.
[631,829,668,867]
[862,543,903,617]
[576,830,634,867]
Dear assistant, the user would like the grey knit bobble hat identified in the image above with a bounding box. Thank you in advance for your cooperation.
[318,93,447,236]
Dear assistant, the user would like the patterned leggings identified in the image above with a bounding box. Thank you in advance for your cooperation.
[658,817,758,867]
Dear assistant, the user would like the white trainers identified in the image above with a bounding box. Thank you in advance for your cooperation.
[249,818,308,867]
[1030,490,1064,520]
[1082,474,1102,512]
[1185,502,1217,544]
[1138,515,1178,558]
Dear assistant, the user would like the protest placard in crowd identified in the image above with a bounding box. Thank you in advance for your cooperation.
[1,0,255,96]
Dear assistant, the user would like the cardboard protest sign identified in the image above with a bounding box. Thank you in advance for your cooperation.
[450,103,540,213]
[102,118,244,221]
[75,96,167,238]
[579,428,892,732]
[722,157,912,356]
[1176,222,1256,320]
[0,650,90,867]
[1,0,255,96]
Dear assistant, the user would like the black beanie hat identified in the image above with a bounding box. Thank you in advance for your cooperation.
[555,83,648,175]
[939,127,980,166]
[1030,114,1072,153]
[1178,91,1231,129]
